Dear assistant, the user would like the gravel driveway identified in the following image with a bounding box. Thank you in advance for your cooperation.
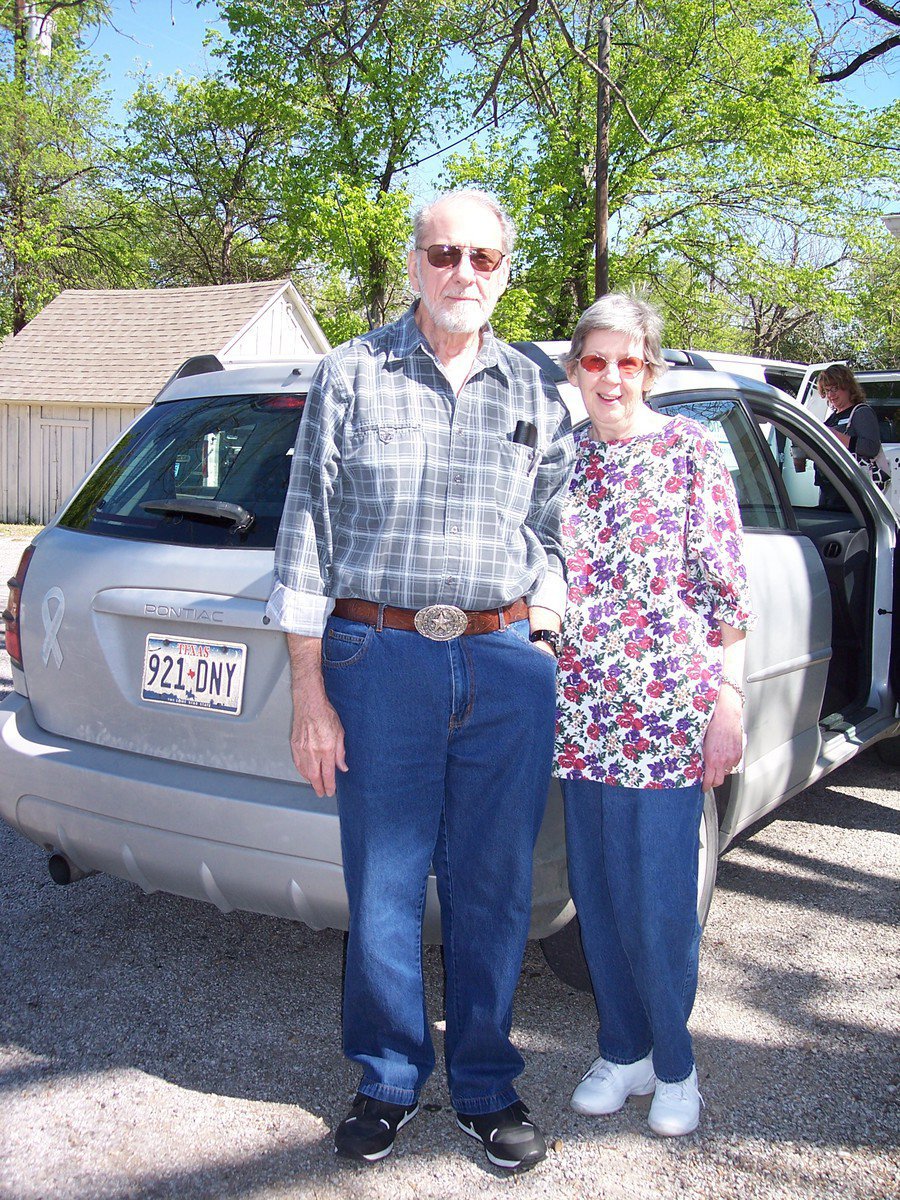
[1,530,897,1199]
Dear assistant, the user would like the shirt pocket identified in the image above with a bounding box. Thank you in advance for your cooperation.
[494,436,538,530]
[343,422,425,516]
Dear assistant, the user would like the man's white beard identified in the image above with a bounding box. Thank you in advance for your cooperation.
[415,262,494,334]
[427,299,489,333]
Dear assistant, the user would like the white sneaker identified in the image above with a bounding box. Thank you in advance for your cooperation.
[570,1053,657,1116]
[648,1067,702,1136]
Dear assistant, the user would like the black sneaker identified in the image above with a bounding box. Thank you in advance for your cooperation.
[456,1100,547,1171]
[334,1092,419,1163]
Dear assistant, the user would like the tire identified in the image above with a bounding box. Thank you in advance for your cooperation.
[539,910,592,992]
[540,789,720,992]
[696,787,719,925]
[875,735,900,766]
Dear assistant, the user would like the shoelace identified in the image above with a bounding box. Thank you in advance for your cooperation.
[582,1058,615,1083]
[656,1078,705,1107]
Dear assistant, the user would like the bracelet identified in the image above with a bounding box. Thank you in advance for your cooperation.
[720,676,746,706]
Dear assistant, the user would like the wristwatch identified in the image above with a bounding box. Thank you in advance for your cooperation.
[529,629,560,657]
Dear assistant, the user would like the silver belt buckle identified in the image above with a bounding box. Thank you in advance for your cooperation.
[413,604,469,641]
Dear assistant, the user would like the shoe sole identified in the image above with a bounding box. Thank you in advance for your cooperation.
[456,1117,546,1171]
[335,1103,419,1163]
[570,1079,656,1116]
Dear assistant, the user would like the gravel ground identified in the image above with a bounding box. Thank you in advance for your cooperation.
[0,530,898,1199]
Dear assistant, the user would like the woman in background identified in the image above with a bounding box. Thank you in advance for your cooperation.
[815,364,890,503]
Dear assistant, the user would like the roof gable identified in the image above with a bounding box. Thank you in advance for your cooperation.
[0,280,330,406]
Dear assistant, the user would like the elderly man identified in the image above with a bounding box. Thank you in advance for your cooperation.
[267,189,573,1171]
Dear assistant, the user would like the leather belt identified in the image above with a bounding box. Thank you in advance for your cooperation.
[332,598,528,640]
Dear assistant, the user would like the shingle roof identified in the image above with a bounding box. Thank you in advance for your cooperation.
[0,280,298,405]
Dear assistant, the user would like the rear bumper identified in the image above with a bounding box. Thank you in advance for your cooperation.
[0,694,571,940]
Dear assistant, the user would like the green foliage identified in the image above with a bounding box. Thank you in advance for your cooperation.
[2,0,898,365]
[842,232,900,368]
[0,16,140,335]
[445,0,900,356]
[120,71,294,285]
[217,0,469,325]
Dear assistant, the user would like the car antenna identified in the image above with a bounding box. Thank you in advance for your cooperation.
[335,186,376,332]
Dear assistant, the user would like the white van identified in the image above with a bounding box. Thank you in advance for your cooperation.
[689,352,811,398]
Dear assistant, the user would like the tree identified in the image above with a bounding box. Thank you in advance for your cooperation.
[441,0,900,354]
[811,0,900,82]
[216,0,470,337]
[0,0,142,336]
[120,72,294,286]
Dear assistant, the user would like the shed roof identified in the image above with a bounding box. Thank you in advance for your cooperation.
[0,280,325,406]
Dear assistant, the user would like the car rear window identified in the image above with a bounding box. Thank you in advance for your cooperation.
[58,393,305,548]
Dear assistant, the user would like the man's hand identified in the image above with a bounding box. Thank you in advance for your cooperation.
[531,639,557,658]
[528,603,561,658]
[286,633,348,797]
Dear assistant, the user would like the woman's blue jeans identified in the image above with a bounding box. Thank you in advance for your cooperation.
[323,616,557,1114]
[562,779,704,1083]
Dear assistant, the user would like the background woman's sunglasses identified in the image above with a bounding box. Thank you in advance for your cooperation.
[418,244,506,273]
[578,354,646,378]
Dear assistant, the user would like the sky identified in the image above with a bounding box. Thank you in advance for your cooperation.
[88,0,900,107]
[87,0,224,106]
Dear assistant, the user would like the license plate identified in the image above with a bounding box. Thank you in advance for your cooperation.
[141,635,247,715]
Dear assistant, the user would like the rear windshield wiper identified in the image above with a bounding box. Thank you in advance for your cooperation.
[141,498,255,533]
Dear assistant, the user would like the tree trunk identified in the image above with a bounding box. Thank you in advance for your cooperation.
[594,15,611,300]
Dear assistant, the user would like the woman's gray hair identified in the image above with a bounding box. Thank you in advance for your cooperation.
[564,292,668,388]
[412,189,516,256]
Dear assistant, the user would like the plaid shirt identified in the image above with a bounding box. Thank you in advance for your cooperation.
[267,305,574,637]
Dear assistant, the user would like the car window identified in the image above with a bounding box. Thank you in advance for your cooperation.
[763,368,804,397]
[58,393,305,548]
[858,380,900,446]
[657,395,788,530]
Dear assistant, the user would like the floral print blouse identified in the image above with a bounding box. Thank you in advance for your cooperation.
[555,416,758,789]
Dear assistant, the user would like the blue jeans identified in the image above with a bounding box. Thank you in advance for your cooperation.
[323,616,557,1114]
[562,779,704,1083]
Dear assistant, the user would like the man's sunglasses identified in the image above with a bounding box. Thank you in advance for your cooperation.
[578,354,646,379]
[417,244,506,273]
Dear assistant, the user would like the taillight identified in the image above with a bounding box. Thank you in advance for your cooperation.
[255,395,306,411]
[3,546,35,670]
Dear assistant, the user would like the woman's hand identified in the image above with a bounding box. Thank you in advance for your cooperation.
[702,687,744,791]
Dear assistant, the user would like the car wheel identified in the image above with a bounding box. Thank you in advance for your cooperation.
[540,789,720,992]
[875,735,900,766]
[696,787,719,925]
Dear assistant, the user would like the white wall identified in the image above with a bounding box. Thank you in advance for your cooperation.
[1,402,144,523]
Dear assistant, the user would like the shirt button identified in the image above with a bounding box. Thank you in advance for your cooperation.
[446,576,456,584]
[453,474,462,484]
[450,525,459,534]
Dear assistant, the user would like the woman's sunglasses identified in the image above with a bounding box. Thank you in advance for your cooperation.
[418,244,506,274]
[578,354,646,378]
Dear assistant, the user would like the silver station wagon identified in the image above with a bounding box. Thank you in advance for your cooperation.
[2,351,898,988]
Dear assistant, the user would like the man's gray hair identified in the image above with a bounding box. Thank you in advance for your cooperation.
[564,292,668,387]
[412,189,516,256]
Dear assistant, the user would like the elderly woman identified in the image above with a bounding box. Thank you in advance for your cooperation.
[555,294,757,1137]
